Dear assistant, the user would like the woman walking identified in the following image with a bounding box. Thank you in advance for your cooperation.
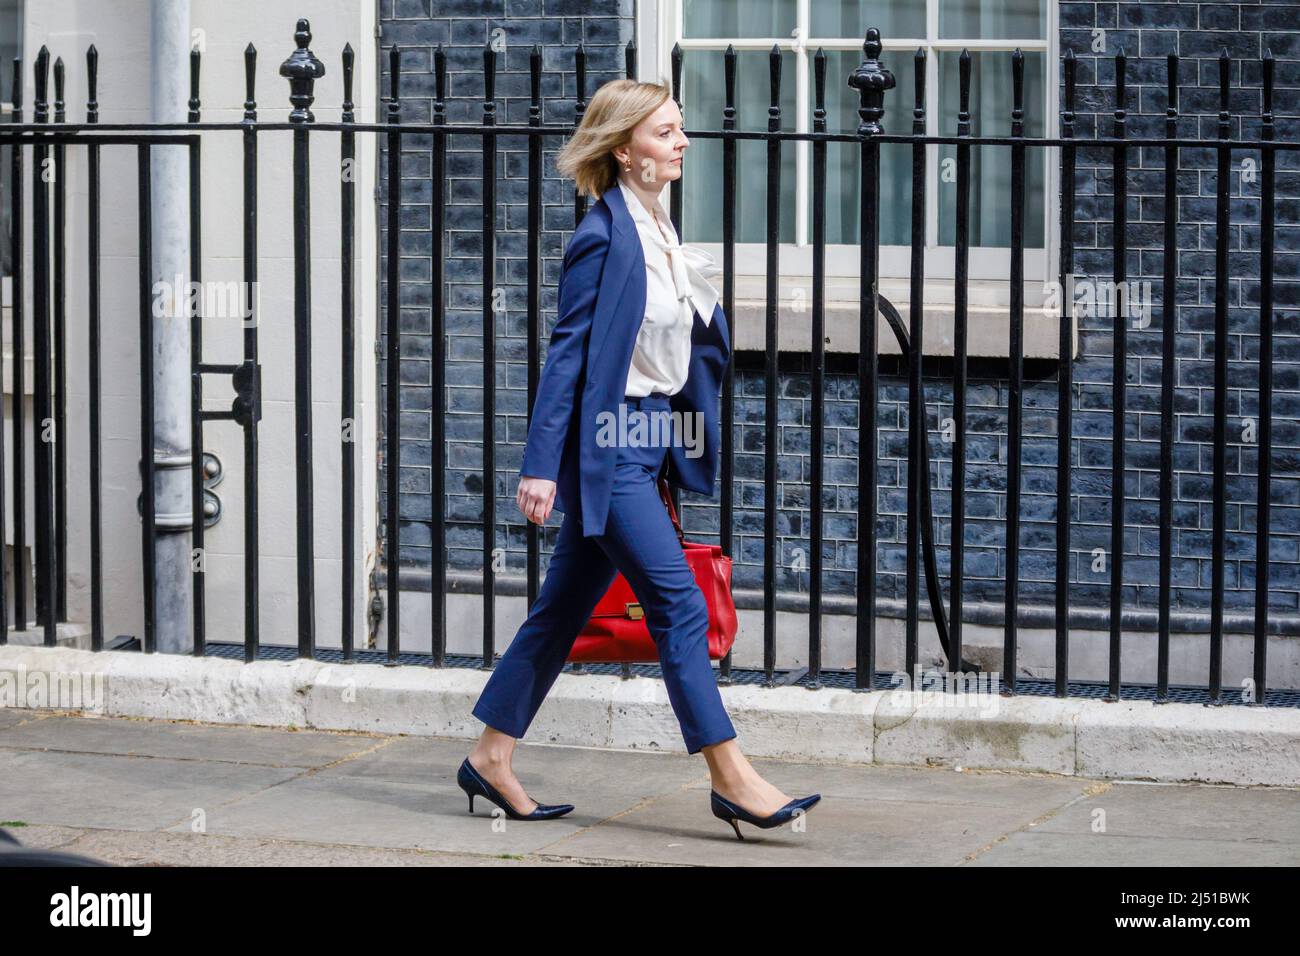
[458,79,820,840]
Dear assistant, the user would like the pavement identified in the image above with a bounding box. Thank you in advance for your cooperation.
[1,706,1298,867]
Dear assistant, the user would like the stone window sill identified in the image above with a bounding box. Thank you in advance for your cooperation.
[726,275,1075,361]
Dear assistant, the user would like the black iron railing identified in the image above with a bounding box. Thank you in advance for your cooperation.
[0,21,1295,707]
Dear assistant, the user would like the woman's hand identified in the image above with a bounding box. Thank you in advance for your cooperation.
[517,475,557,526]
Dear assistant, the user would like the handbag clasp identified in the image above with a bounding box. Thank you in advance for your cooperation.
[625,603,644,621]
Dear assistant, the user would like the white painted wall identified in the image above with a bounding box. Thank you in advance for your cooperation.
[9,0,380,650]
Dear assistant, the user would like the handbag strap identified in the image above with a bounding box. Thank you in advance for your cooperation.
[657,477,686,547]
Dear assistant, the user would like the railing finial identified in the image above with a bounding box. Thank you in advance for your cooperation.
[86,45,98,123]
[243,43,257,122]
[958,48,971,129]
[849,27,895,137]
[10,56,21,112]
[1011,47,1024,135]
[53,56,65,122]
[280,18,325,124]
[34,46,49,123]
[1218,47,1231,124]
[188,47,201,123]
[390,44,402,121]
[913,47,925,130]
[1262,48,1274,125]
[864,26,882,61]
[342,43,355,124]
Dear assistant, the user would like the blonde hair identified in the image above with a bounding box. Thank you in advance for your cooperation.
[556,79,673,199]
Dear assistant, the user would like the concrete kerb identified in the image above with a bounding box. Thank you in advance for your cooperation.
[1074,697,1300,787]
[1,645,1297,786]
[873,691,1086,776]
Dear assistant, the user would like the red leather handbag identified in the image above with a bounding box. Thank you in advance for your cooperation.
[568,477,738,663]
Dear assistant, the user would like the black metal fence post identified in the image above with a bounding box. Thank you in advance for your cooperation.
[762,43,783,685]
[848,28,893,691]
[525,44,542,615]
[240,42,260,663]
[1254,50,1276,705]
[280,18,324,659]
[430,44,447,667]
[1005,49,1027,694]
[341,43,356,662]
[809,48,828,687]
[952,48,973,687]
[32,46,57,646]
[1210,49,1232,703]
[136,140,156,654]
[717,44,738,685]
[1108,49,1129,701]
[86,45,102,651]
[905,48,926,687]
[1157,52,1178,701]
[384,43,401,662]
[1056,50,1077,697]
[52,56,66,625]
[479,41,494,668]
[188,47,205,656]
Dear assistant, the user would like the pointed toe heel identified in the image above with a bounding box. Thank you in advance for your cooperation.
[710,789,821,840]
[457,757,574,821]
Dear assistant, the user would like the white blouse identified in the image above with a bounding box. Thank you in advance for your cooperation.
[617,179,721,398]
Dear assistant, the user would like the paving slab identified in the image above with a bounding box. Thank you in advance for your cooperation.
[1024,779,1300,844]
[161,761,596,855]
[0,710,1295,867]
[533,787,1058,866]
[968,832,1300,866]
[0,713,385,767]
[0,748,301,831]
[172,737,712,857]
[964,780,1300,866]
[0,709,44,731]
[0,823,589,866]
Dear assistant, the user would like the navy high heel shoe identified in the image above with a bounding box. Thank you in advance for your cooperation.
[457,757,575,821]
[710,789,821,840]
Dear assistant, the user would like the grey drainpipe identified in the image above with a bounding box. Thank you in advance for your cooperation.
[148,0,194,652]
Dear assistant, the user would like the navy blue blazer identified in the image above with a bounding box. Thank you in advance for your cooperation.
[519,182,732,537]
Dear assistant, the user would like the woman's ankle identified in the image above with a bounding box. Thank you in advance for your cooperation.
[471,727,519,766]
[709,759,761,791]
[469,743,512,769]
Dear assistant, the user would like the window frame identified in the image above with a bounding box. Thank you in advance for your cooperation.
[636,0,1060,296]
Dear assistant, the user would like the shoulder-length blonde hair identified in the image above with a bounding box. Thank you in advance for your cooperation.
[556,79,672,200]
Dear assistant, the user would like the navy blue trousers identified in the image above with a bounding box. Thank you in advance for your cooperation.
[472,393,737,754]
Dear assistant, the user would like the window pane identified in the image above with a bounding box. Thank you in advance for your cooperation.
[683,0,795,39]
[936,51,1045,248]
[938,0,1047,40]
[810,1,925,40]
[808,49,916,246]
[682,50,797,245]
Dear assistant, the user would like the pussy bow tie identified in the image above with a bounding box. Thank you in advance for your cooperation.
[648,231,721,326]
